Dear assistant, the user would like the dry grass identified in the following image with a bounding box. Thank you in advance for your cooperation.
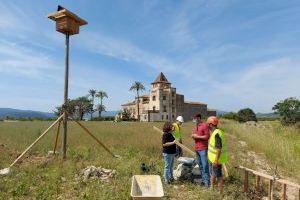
[2,120,296,199]
[220,119,300,182]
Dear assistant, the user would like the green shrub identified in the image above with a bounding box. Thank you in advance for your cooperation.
[237,108,257,122]
[272,97,300,125]
[221,112,238,121]
[92,116,114,121]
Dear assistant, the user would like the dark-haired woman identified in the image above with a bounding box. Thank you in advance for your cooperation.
[162,121,176,184]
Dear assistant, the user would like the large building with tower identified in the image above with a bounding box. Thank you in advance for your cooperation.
[121,72,216,122]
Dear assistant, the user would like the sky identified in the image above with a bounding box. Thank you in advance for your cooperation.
[0,0,299,113]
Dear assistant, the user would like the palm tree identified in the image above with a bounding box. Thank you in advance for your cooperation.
[88,89,97,120]
[130,81,145,121]
[95,91,108,117]
[96,104,106,118]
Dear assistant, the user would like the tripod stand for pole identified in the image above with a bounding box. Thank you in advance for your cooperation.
[0,115,120,175]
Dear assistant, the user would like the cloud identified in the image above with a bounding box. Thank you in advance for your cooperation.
[78,31,178,73]
[189,57,300,112]
[0,1,35,33]
[77,28,300,113]
[0,40,59,79]
[0,0,299,113]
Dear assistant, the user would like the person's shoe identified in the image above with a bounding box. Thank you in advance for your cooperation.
[165,181,171,187]
[201,182,210,188]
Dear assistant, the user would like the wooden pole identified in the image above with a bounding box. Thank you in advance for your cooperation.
[62,32,70,159]
[268,180,273,200]
[237,166,300,199]
[9,115,63,167]
[153,126,196,156]
[244,170,249,193]
[222,164,229,178]
[281,184,287,200]
[255,175,261,192]
[53,119,62,153]
[73,120,117,158]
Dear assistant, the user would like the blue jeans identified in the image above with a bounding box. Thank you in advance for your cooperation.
[163,153,175,184]
[196,150,210,186]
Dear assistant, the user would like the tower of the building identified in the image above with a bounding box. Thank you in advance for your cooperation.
[149,72,176,121]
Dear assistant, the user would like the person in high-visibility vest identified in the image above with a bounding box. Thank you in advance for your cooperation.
[207,116,228,194]
[172,116,184,157]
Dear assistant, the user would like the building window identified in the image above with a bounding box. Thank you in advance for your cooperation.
[172,115,175,119]
[172,107,175,112]
[163,95,166,100]
[153,106,156,111]
[166,115,168,120]
[144,115,147,120]
[163,106,167,112]
[172,92,175,97]
[152,96,156,101]
[162,115,164,120]
[172,100,174,105]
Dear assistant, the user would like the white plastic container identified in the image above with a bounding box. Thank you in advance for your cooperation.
[130,175,164,200]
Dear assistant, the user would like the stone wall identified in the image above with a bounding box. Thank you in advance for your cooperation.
[182,103,207,121]
[207,110,217,117]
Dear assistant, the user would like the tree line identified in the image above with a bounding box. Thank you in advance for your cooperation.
[53,81,146,121]
[220,97,300,126]
[54,90,108,120]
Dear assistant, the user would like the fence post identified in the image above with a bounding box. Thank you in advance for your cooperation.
[255,175,261,192]
[281,184,286,200]
[268,180,273,200]
[244,170,249,193]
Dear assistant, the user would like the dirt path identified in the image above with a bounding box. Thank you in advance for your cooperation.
[227,133,299,200]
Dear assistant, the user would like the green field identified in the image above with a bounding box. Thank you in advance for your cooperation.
[0,120,299,199]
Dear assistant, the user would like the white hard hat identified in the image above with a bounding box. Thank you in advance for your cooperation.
[176,116,184,123]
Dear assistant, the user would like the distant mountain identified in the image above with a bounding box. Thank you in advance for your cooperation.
[83,111,119,119]
[216,110,279,118]
[0,108,55,119]
[256,112,279,118]
[216,110,229,115]
[100,111,118,117]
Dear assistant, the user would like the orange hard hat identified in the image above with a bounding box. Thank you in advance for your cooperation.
[207,116,219,126]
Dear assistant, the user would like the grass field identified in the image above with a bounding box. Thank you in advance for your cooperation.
[0,120,299,199]
[221,120,300,182]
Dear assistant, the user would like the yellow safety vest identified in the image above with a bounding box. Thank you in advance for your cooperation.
[208,128,228,164]
[172,123,181,140]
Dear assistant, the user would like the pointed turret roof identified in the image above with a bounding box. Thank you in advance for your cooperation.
[152,72,170,84]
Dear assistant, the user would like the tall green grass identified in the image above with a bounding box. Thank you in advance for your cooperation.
[220,120,300,181]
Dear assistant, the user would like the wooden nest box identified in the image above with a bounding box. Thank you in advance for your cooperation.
[48,6,87,35]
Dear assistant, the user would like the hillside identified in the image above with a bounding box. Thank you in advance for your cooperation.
[0,108,55,119]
